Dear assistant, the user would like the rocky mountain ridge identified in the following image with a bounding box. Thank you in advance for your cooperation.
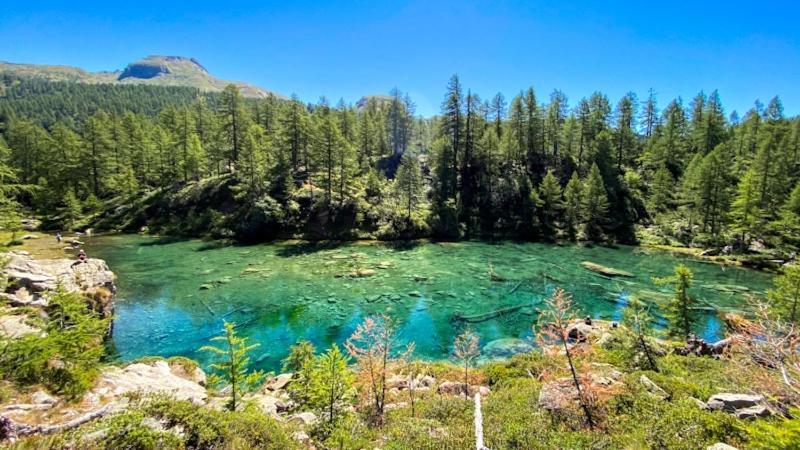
[0,55,279,99]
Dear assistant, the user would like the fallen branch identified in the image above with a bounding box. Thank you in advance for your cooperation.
[454,304,527,323]
[1,403,117,440]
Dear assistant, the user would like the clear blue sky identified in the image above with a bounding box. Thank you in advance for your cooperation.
[1,1,798,117]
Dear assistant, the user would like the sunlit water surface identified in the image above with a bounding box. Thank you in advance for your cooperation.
[85,235,772,372]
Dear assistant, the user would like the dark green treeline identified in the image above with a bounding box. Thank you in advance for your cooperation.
[1,74,799,248]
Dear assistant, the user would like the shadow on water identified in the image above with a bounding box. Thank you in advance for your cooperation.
[275,241,347,257]
[383,239,425,252]
[138,236,191,247]
[195,240,236,251]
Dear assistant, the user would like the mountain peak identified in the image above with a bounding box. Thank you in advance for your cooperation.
[0,56,280,99]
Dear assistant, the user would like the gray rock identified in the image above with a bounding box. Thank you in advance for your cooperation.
[288,411,318,427]
[31,390,57,405]
[690,397,709,410]
[639,375,670,400]
[707,443,738,450]
[264,373,293,392]
[734,405,772,419]
[706,393,764,412]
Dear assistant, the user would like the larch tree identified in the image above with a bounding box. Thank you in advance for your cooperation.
[580,163,609,241]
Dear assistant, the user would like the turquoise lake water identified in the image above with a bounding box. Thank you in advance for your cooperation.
[84,235,773,373]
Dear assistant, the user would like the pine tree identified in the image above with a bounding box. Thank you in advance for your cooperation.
[767,263,800,325]
[201,321,264,411]
[648,164,674,214]
[219,85,250,168]
[655,264,696,338]
[537,170,563,238]
[564,171,583,240]
[581,163,609,240]
[395,154,424,221]
[307,345,354,425]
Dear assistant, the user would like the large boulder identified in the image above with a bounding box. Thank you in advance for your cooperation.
[1,252,116,317]
[86,360,208,405]
[706,393,772,419]
[706,393,764,412]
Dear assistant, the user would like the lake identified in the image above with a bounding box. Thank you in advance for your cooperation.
[85,235,773,372]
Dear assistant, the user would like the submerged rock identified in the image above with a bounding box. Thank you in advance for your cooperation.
[482,338,535,358]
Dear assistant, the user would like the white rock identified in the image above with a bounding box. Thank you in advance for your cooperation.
[87,360,208,405]
[31,390,57,405]
[288,411,318,427]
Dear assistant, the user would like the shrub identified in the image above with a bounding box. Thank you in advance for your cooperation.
[746,410,800,450]
[0,290,109,398]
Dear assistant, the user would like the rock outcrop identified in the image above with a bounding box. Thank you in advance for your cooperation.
[1,251,116,317]
[85,360,208,406]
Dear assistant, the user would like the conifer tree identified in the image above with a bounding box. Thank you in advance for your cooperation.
[655,264,696,338]
[307,344,354,425]
[767,263,800,325]
[581,163,609,240]
[537,170,563,238]
[201,321,264,411]
[564,171,583,239]
[395,154,424,221]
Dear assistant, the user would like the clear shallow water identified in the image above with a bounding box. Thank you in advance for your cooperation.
[85,235,773,373]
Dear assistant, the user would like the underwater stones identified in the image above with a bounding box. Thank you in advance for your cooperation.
[199,284,213,290]
[482,338,535,358]
[702,284,750,293]
[376,261,392,269]
[408,290,422,297]
[581,261,634,278]
[411,275,429,282]
[352,268,376,277]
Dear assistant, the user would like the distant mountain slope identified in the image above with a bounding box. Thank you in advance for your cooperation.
[0,55,280,99]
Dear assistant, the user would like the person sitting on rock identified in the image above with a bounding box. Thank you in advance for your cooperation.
[72,249,88,267]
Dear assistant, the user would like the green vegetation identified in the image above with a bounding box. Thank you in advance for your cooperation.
[201,321,265,411]
[0,290,109,398]
[655,264,698,337]
[2,75,798,252]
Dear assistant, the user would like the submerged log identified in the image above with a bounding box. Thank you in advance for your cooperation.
[454,304,527,323]
[581,261,634,278]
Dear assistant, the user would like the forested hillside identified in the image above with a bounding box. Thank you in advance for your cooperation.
[1,76,799,250]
